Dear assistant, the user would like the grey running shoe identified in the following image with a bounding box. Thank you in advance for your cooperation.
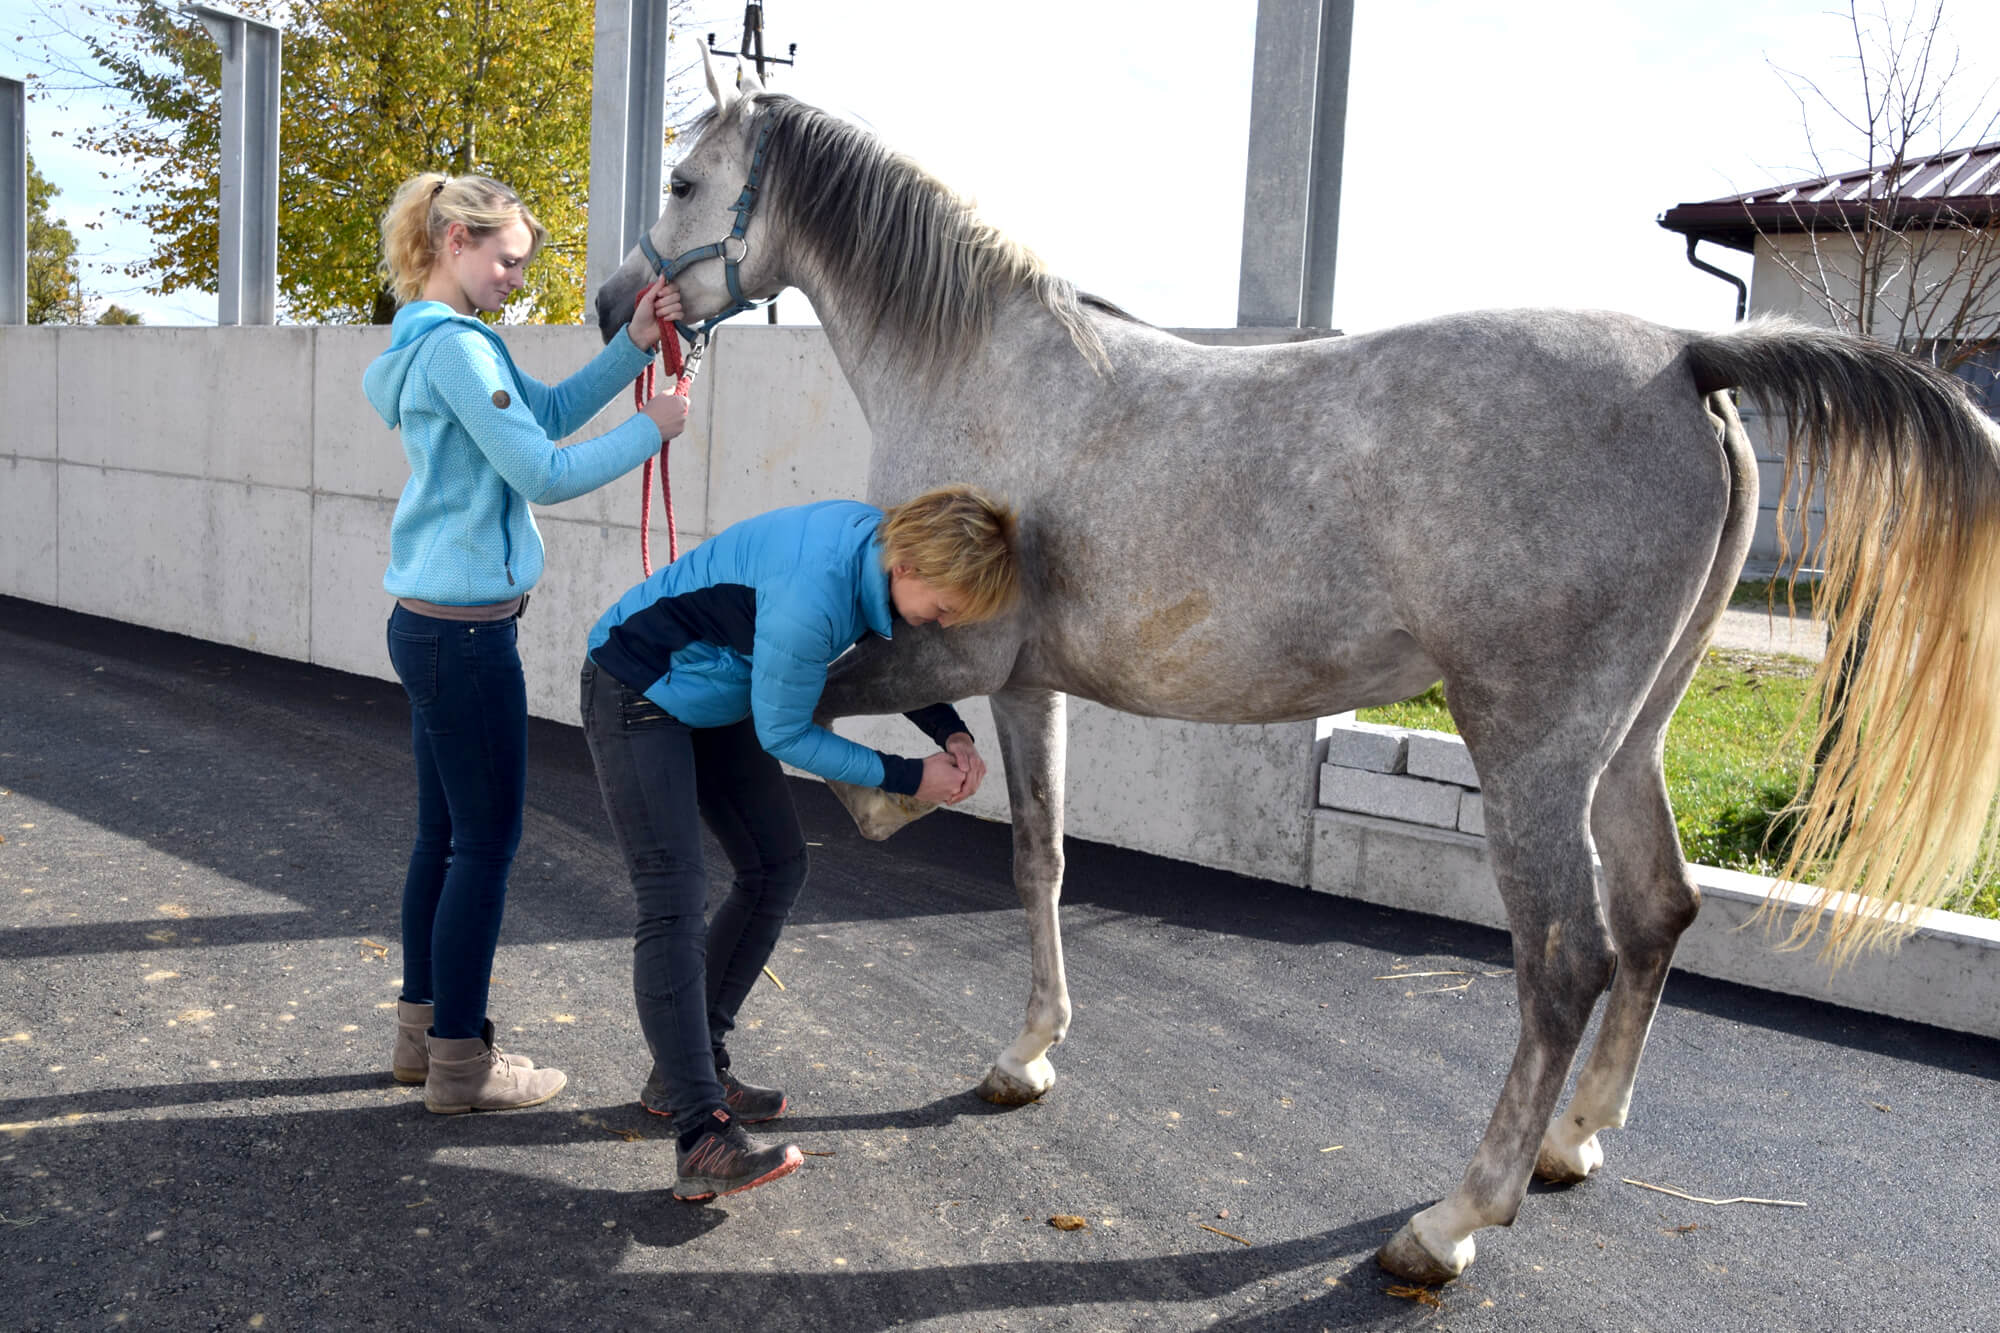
[672,1109,803,1202]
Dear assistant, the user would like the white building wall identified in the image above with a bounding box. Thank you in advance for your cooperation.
[1743,227,2000,574]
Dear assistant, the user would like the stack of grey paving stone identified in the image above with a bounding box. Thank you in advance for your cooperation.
[1318,719,1484,836]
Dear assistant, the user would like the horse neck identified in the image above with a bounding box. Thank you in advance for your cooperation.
[794,272,1087,437]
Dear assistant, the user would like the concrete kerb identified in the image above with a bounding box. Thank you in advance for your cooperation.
[1309,716,2000,1039]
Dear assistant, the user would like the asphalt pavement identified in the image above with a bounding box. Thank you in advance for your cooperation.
[2,595,1994,1333]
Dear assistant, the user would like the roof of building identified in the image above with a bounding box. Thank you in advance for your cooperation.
[1659,138,2000,252]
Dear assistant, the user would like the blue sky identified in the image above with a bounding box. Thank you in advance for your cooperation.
[8,0,2000,331]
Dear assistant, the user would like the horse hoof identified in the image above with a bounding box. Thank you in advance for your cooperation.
[826,781,937,841]
[1534,1130,1605,1185]
[1377,1220,1473,1284]
[975,1059,1053,1106]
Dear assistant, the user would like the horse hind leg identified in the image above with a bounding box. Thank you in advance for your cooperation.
[1533,722,1699,1185]
[1538,391,1754,1183]
[1379,749,1617,1282]
[972,685,1072,1105]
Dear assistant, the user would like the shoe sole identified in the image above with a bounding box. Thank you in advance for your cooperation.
[393,1067,426,1085]
[672,1146,804,1202]
[641,1094,788,1124]
[426,1073,568,1115]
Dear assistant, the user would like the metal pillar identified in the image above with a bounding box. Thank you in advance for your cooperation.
[183,4,281,325]
[587,0,673,295]
[1236,0,1352,328]
[2,76,25,325]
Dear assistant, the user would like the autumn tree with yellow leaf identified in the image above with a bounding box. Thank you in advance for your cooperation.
[68,0,606,324]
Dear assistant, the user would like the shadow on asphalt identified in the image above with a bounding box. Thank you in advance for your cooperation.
[0,1074,1426,1328]
[4,593,1992,1089]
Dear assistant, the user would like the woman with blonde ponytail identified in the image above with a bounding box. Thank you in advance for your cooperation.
[364,172,688,1114]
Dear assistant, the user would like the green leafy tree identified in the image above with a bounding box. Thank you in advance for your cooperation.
[69,0,612,324]
[26,152,88,324]
[96,303,144,323]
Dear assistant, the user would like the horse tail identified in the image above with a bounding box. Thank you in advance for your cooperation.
[1686,319,2000,961]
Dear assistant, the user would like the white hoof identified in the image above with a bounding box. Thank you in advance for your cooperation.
[1534,1126,1605,1185]
[826,780,937,841]
[975,1054,1054,1106]
[1377,1214,1475,1284]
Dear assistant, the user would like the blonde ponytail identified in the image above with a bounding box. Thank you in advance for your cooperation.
[377,173,550,306]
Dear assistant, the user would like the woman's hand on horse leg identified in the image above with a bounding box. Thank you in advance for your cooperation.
[628,277,667,351]
[641,393,688,441]
[944,733,987,799]
[916,752,971,804]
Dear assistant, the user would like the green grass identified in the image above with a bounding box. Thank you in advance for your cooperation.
[1356,646,2000,920]
[1727,574,1822,616]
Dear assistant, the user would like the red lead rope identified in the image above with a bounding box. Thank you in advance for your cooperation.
[635,331,692,574]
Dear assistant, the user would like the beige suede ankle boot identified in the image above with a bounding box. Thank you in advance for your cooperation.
[392,1003,535,1084]
[423,1031,567,1114]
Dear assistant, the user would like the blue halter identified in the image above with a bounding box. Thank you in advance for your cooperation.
[636,119,777,344]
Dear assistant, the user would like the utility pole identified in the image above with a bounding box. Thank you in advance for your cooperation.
[586,0,673,298]
[2,76,24,325]
[182,3,282,325]
[1237,0,1352,329]
[708,4,796,322]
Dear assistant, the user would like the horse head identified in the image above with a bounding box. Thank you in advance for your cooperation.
[594,47,786,345]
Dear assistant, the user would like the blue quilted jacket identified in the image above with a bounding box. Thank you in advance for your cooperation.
[587,500,967,795]
[365,301,659,604]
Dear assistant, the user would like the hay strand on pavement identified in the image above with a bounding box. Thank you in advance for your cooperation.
[1623,1178,1805,1207]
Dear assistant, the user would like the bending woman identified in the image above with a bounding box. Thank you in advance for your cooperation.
[366,172,688,1113]
[582,486,1019,1199]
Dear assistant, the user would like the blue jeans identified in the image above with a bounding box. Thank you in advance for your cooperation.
[579,659,809,1138]
[386,605,528,1041]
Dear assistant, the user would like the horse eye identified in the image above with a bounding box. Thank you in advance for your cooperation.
[669,178,692,199]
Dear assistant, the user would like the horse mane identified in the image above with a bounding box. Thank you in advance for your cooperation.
[728,94,1114,376]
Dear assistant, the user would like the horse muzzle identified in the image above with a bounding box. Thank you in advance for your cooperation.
[594,267,649,346]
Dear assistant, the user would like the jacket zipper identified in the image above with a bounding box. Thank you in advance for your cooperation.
[500,489,516,585]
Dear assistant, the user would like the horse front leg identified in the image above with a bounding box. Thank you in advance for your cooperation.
[815,622,1018,841]
[973,685,1071,1105]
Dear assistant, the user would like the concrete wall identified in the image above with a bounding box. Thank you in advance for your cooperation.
[6,322,1993,1035]
[0,322,1322,888]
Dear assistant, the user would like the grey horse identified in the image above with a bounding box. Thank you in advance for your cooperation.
[594,57,2000,1282]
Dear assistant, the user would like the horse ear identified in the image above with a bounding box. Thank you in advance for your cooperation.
[737,61,765,96]
[701,42,739,116]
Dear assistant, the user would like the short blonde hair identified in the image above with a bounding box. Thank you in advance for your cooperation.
[879,485,1020,624]
[377,173,550,306]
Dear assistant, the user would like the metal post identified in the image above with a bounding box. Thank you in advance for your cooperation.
[2,76,25,325]
[184,4,281,324]
[587,0,673,297]
[1236,0,1352,328]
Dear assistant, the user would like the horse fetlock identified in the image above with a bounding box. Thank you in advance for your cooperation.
[825,780,936,841]
[1533,1121,1606,1185]
[1377,1207,1477,1283]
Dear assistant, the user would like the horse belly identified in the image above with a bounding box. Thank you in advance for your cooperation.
[1031,611,1440,725]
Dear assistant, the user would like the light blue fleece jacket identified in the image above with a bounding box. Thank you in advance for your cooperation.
[364,301,661,604]
[588,501,942,793]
